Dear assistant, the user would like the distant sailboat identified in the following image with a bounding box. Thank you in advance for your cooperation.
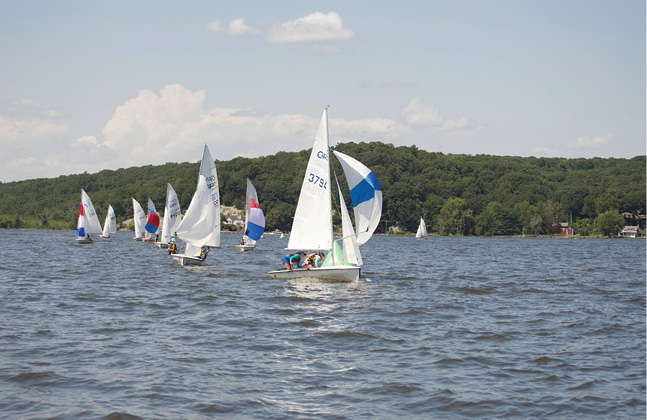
[416,218,427,239]
[100,204,116,239]
[143,198,160,242]
[76,189,102,243]
[236,179,265,251]
[172,145,221,266]
[268,109,382,282]
[156,184,182,248]
[132,198,147,241]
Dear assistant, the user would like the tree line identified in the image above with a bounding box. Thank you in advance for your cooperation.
[0,142,644,237]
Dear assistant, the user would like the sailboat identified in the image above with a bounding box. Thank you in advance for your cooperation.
[172,145,221,266]
[416,218,427,239]
[236,179,265,251]
[76,189,102,243]
[156,184,182,248]
[100,204,117,239]
[131,198,147,240]
[143,198,160,242]
[268,108,382,282]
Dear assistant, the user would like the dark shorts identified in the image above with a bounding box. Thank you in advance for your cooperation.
[282,256,289,264]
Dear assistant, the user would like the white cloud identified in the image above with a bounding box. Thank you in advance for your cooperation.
[0,115,67,140]
[402,98,443,126]
[77,135,99,145]
[568,133,614,149]
[206,18,259,36]
[97,84,409,170]
[402,97,469,132]
[266,12,353,43]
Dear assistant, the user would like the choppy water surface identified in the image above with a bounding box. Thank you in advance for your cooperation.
[0,230,644,419]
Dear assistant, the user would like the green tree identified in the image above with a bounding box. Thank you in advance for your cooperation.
[437,197,474,235]
[476,202,519,236]
[596,211,625,237]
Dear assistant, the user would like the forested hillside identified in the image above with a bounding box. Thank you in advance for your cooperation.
[0,142,644,236]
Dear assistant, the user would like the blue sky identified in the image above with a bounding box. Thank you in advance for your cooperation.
[0,0,644,182]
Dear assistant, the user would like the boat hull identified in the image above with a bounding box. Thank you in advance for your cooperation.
[155,242,167,249]
[267,266,360,282]
[99,234,111,239]
[76,238,93,244]
[235,244,255,251]
[171,254,204,266]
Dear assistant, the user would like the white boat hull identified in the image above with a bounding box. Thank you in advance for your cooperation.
[155,242,168,249]
[171,254,204,266]
[99,234,111,239]
[235,244,255,251]
[267,266,360,282]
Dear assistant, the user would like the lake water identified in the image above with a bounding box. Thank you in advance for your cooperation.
[0,230,645,419]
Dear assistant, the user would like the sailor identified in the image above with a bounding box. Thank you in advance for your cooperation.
[200,246,210,260]
[305,252,324,269]
[283,251,305,271]
[168,238,178,254]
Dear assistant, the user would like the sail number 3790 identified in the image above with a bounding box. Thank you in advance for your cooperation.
[308,173,327,189]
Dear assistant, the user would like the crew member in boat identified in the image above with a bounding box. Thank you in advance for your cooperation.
[154,234,160,243]
[283,251,305,271]
[168,238,178,254]
[200,246,210,261]
[305,252,324,270]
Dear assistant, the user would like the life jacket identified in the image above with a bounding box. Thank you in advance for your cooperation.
[200,247,209,259]
[168,243,177,253]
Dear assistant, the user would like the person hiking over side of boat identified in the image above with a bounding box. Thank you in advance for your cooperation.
[154,234,160,243]
[283,251,305,271]
[305,252,324,269]
[168,238,178,254]
[200,246,210,261]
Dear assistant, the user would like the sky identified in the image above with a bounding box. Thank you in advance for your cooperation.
[0,0,645,183]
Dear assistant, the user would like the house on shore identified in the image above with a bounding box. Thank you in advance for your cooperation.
[618,226,640,238]
[554,222,574,236]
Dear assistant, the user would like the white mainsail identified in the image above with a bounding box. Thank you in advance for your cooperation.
[175,145,221,257]
[287,109,333,251]
[81,189,102,234]
[160,183,182,244]
[132,198,147,239]
[416,218,427,239]
[101,204,116,237]
[333,151,383,245]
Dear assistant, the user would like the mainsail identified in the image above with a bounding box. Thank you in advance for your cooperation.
[81,189,102,234]
[287,109,333,251]
[102,205,117,237]
[132,198,147,239]
[175,145,221,256]
[160,183,182,244]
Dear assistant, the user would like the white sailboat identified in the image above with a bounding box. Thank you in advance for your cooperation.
[156,184,182,248]
[100,204,117,239]
[131,198,147,241]
[416,217,427,239]
[236,179,265,251]
[268,108,382,282]
[143,198,160,242]
[76,189,102,243]
[172,145,221,266]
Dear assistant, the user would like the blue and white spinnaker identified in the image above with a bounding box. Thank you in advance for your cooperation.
[333,150,382,245]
